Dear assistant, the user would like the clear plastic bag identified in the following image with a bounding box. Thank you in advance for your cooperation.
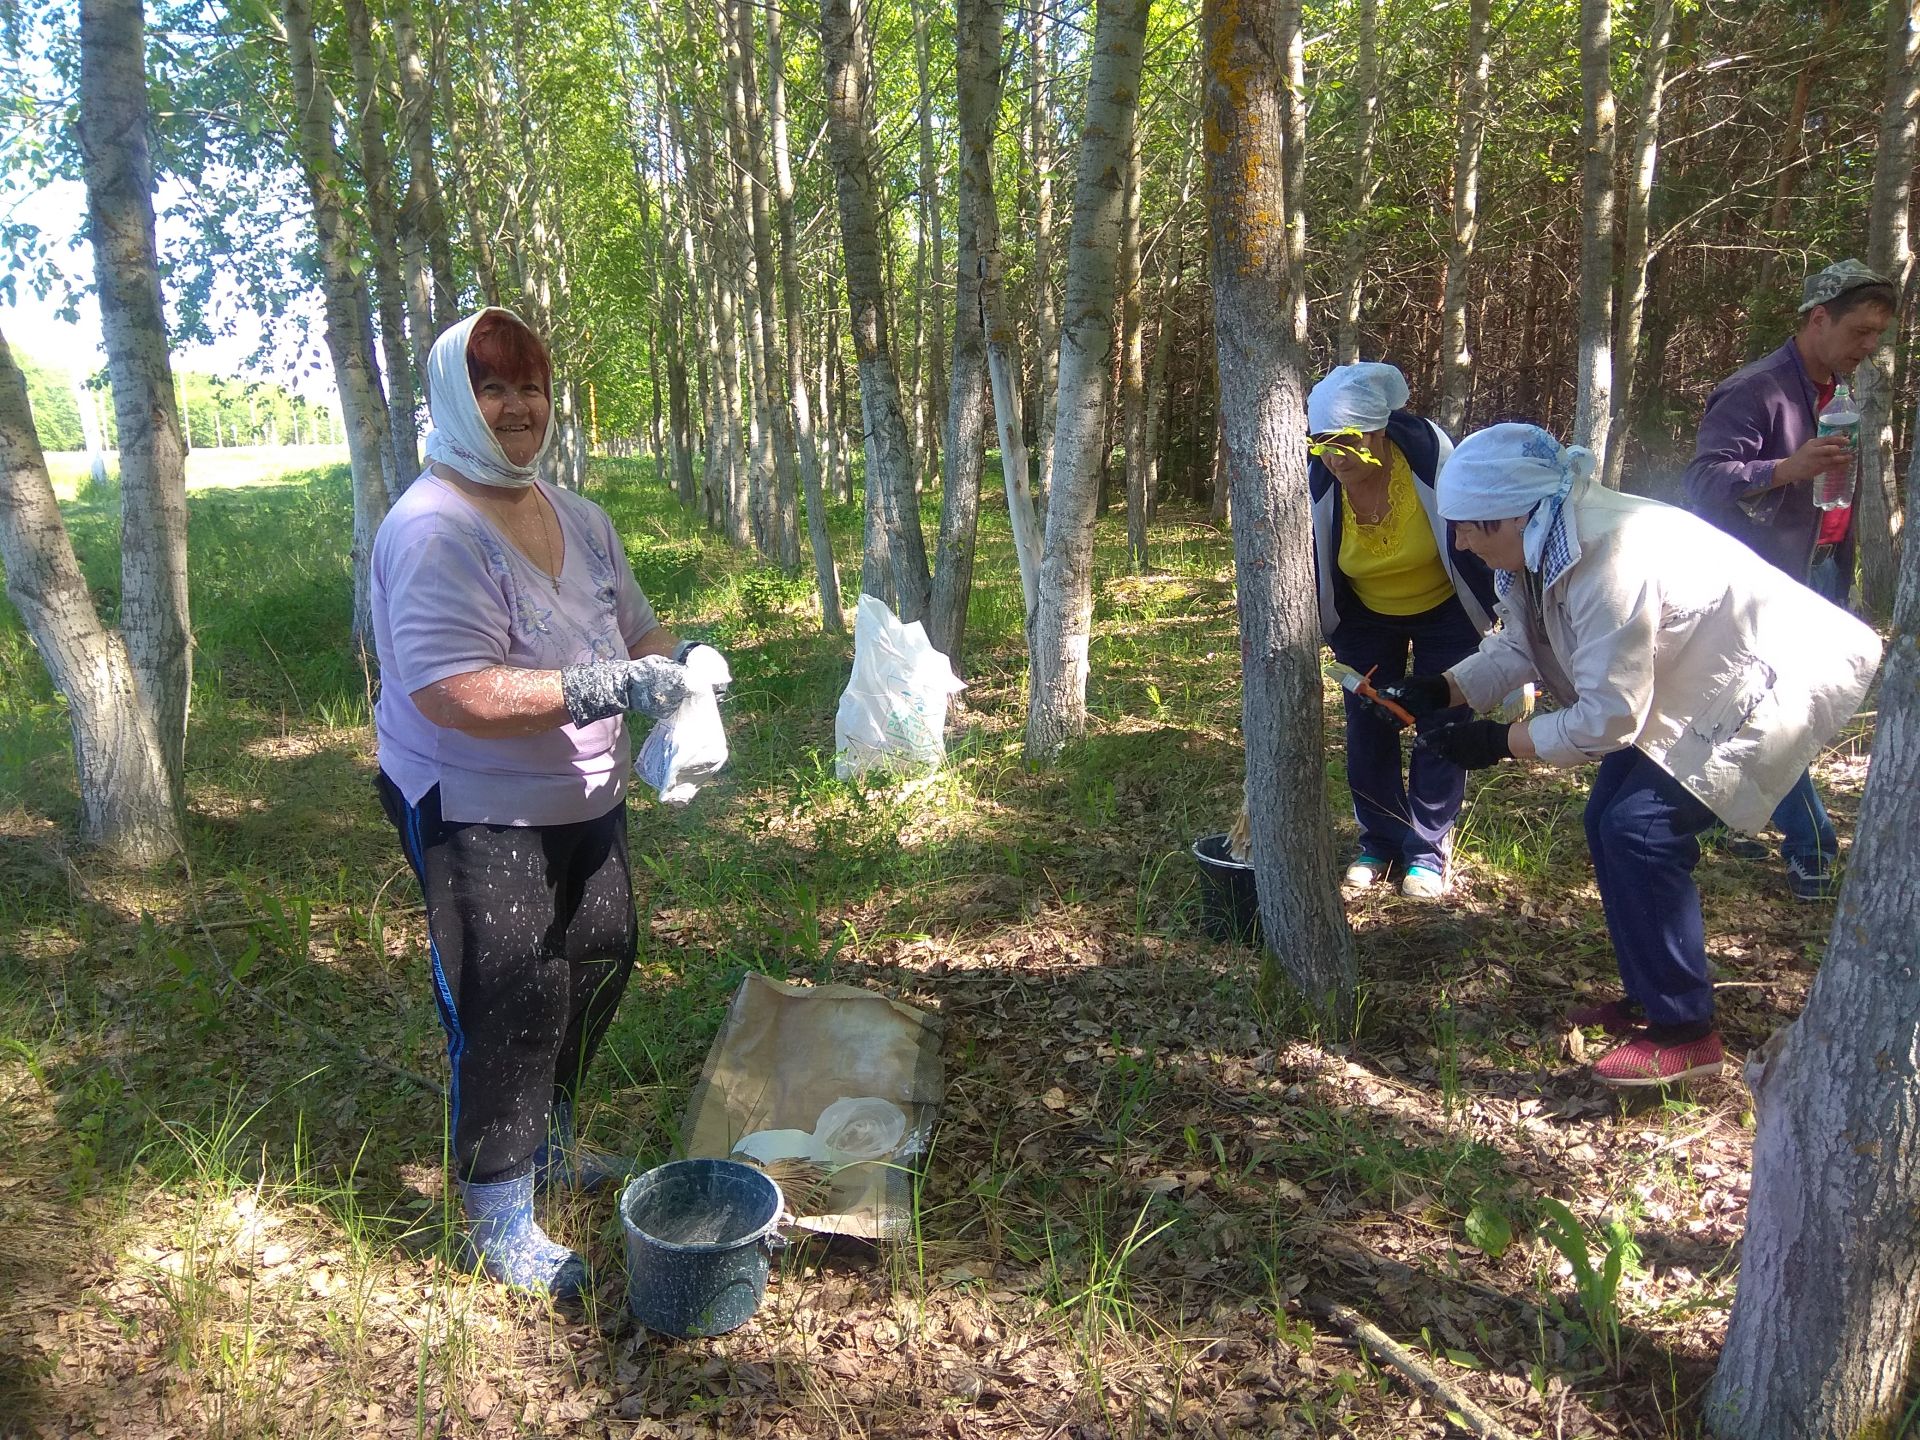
[636,646,732,804]
[833,595,966,779]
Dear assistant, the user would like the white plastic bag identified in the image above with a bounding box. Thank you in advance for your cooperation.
[833,594,965,779]
[636,646,732,804]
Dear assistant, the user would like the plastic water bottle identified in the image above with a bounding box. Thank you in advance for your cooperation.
[1813,381,1859,511]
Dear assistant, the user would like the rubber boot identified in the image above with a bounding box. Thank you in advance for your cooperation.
[533,1097,636,1196]
[459,1172,587,1299]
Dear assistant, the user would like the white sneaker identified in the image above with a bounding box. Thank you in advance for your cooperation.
[1398,864,1447,899]
[1343,853,1392,889]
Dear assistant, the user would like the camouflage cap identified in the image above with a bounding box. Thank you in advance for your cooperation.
[1798,258,1892,313]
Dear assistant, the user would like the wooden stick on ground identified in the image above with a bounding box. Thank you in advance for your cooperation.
[1306,1295,1526,1440]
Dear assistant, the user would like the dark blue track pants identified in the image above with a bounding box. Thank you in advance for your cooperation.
[378,774,637,1184]
[1583,749,1720,1028]
[1329,599,1482,871]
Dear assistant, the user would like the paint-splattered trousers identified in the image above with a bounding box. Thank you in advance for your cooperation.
[378,773,638,1184]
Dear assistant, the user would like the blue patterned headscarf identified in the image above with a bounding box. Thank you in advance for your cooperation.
[1437,423,1595,573]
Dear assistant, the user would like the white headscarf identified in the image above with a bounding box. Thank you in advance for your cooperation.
[1306,362,1411,435]
[1437,423,1597,572]
[421,308,554,489]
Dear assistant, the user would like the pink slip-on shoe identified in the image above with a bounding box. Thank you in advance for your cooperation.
[1592,1031,1725,1088]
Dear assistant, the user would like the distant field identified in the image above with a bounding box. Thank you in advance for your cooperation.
[43,444,351,500]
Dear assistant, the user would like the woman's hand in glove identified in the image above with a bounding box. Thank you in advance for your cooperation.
[1423,719,1513,770]
[561,655,692,725]
[1378,672,1454,718]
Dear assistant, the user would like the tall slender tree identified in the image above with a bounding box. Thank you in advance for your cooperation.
[1024,0,1153,760]
[1573,0,1617,474]
[1333,0,1382,367]
[1436,0,1491,435]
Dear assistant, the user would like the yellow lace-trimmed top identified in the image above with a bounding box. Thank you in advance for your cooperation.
[1337,442,1455,616]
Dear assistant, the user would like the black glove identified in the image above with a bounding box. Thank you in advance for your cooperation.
[560,655,691,725]
[1423,719,1512,770]
[1378,672,1454,719]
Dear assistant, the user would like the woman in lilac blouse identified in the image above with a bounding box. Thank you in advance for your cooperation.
[371,309,719,1299]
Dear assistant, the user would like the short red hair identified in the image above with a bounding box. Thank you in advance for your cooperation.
[466,310,552,395]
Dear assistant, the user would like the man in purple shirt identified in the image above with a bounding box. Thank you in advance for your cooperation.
[1682,258,1896,900]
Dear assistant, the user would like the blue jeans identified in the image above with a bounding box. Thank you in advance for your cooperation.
[1329,599,1483,871]
[1584,749,1720,1028]
[1771,549,1846,865]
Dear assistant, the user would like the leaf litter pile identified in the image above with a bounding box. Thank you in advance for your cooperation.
[0,539,1875,1440]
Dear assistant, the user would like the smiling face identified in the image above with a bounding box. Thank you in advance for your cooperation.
[1452,514,1529,571]
[473,372,552,467]
[1801,301,1893,382]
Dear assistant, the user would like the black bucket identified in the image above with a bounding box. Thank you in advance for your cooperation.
[1192,833,1263,945]
[620,1159,786,1337]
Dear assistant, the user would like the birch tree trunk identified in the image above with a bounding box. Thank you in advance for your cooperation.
[391,2,457,341]
[283,0,392,642]
[1,330,180,865]
[824,0,931,619]
[1203,0,1356,1025]
[916,0,947,483]
[1707,431,1920,1436]
[767,0,842,631]
[341,0,420,479]
[1030,3,1060,510]
[1572,0,1617,475]
[1601,0,1675,492]
[1120,129,1149,572]
[78,0,191,807]
[927,0,1003,667]
[1023,0,1152,761]
[1333,0,1382,367]
[1436,0,1491,436]
[1857,0,1918,616]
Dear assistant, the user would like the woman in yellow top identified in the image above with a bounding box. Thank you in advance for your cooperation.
[1305,364,1498,897]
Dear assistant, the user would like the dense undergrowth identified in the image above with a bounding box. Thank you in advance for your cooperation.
[0,458,1871,1438]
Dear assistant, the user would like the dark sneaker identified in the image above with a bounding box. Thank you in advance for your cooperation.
[1566,997,1643,1037]
[1592,1031,1725,1088]
[1785,853,1835,902]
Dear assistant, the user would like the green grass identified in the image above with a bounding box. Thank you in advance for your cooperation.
[0,453,1860,1438]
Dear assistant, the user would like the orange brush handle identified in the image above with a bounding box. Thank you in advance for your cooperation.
[1355,667,1417,728]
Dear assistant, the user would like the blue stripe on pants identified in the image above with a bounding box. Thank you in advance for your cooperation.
[1583,748,1720,1028]
[398,795,465,1149]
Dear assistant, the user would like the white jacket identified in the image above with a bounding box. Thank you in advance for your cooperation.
[1449,483,1882,833]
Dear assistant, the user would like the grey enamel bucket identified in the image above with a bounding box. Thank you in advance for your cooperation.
[620,1158,786,1337]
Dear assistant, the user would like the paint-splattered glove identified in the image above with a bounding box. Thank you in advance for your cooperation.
[1423,719,1512,770]
[560,656,691,726]
[1377,673,1453,719]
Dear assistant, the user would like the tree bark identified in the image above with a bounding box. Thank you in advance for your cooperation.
[1023,0,1152,761]
[916,0,947,483]
[1,328,180,864]
[1333,0,1383,367]
[1857,0,1918,616]
[1707,423,1920,1436]
[390,2,457,338]
[927,0,1003,668]
[767,0,843,630]
[78,0,192,811]
[1436,0,1491,436]
[341,0,420,480]
[1202,0,1356,1024]
[1601,0,1675,492]
[1029,1,1059,512]
[283,0,392,642]
[1572,0,1617,474]
[1120,127,1149,572]
[824,0,931,619]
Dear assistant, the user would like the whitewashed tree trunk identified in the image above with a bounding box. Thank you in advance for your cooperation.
[1707,427,1920,1437]
[1333,0,1382,367]
[1,329,180,864]
[767,0,842,631]
[824,0,930,620]
[78,0,192,806]
[1022,0,1152,761]
[284,0,392,643]
[1601,0,1675,492]
[1203,0,1356,1025]
[1436,0,1491,436]
[1857,0,1917,615]
[1573,0,1617,474]
[927,0,1004,668]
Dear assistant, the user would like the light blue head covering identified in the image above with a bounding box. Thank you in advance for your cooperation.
[1438,423,1596,572]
